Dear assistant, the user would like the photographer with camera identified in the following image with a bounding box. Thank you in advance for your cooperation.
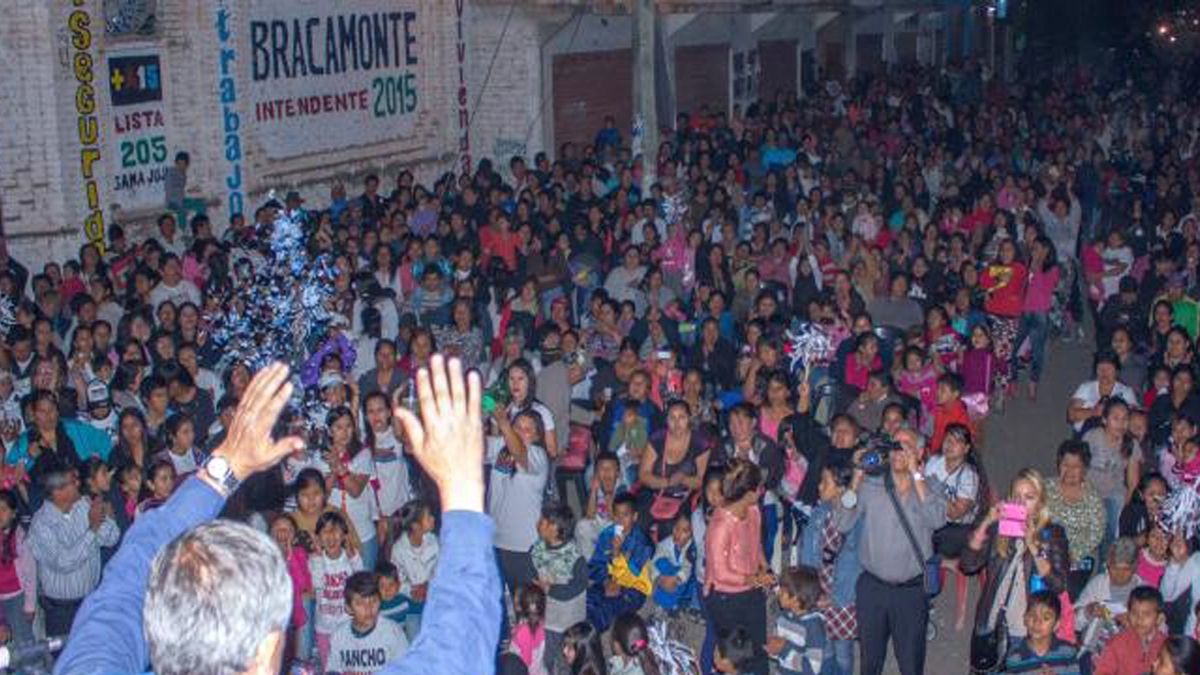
[832,428,947,675]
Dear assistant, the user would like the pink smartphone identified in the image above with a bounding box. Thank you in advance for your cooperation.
[998,502,1027,538]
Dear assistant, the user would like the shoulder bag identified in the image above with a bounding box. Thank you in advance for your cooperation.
[969,553,1019,674]
[883,472,941,596]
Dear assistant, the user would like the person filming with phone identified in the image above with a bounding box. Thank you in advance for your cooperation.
[832,428,947,675]
[962,467,1072,673]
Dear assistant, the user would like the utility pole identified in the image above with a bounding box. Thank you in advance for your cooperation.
[633,0,659,190]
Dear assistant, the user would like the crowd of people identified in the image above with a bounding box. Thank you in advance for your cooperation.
[5,50,1200,675]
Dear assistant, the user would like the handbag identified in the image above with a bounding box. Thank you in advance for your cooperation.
[649,449,685,521]
[882,472,941,596]
[969,554,1021,673]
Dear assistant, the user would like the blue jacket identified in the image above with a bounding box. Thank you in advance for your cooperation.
[54,477,501,674]
[798,503,862,608]
[7,419,112,469]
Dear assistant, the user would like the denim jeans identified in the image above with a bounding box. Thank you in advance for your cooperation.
[298,596,316,661]
[1,594,32,645]
[832,638,856,675]
[360,536,378,572]
[761,503,779,569]
[1011,312,1050,383]
[1100,495,1124,562]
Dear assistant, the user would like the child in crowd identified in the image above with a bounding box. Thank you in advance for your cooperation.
[560,621,607,675]
[960,324,996,400]
[586,493,652,632]
[576,451,622,559]
[608,402,648,489]
[530,502,587,674]
[1137,526,1170,588]
[310,511,363,670]
[326,571,409,674]
[930,372,971,455]
[374,561,410,628]
[692,468,725,601]
[1162,532,1200,638]
[1161,434,1200,491]
[157,413,204,478]
[115,463,142,526]
[715,627,760,675]
[1092,586,1167,675]
[136,459,176,518]
[0,491,34,645]
[895,346,939,433]
[1078,537,1145,658]
[609,612,661,675]
[270,512,312,664]
[389,498,438,642]
[650,513,695,614]
[291,468,361,553]
[1003,591,1081,674]
[83,458,121,561]
[510,584,548,675]
[766,566,829,675]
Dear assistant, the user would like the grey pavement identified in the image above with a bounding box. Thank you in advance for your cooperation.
[908,334,1094,675]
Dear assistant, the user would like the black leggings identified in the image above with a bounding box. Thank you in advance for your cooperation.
[703,588,768,674]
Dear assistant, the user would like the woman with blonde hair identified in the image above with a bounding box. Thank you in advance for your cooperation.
[962,467,1071,668]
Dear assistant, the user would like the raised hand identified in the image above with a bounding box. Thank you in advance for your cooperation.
[213,362,305,481]
[393,354,485,513]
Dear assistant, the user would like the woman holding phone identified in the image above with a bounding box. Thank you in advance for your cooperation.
[962,468,1071,656]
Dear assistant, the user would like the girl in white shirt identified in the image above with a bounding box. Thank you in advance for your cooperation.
[309,511,363,671]
[323,407,382,570]
[363,391,412,526]
[389,499,439,640]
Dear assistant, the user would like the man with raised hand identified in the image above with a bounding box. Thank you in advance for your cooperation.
[56,355,500,675]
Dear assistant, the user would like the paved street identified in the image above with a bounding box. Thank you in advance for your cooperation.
[913,334,1094,675]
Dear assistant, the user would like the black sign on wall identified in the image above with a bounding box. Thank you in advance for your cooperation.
[108,54,162,107]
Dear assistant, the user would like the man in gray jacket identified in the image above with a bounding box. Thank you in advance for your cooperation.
[834,429,947,675]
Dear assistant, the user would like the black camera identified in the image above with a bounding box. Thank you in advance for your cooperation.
[856,434,900,476]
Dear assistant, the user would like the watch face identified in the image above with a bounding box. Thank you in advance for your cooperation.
[840,489,858,510]
[207,457,230,477]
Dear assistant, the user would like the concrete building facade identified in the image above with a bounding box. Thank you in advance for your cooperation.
[1,0,978,270]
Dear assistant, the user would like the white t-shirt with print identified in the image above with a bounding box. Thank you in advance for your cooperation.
[924,456,979,524]
[487,437,548,552]
[369,428,411,519]
[328,450,381,545]
[309,550,363,636]
[328,619,409,674]
[1070,380,1138,432]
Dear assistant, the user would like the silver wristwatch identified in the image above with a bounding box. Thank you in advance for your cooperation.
[203,455,240,496]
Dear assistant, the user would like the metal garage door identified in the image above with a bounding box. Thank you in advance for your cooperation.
[856,34,884,75]
[896,32,918,65]
[675,44,730,118]
[758,40,797,101]
[552,49,633,152]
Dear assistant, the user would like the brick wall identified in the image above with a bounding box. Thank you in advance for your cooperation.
[0,1,85,267]
[0,0,546,272]
[466,6,546,181]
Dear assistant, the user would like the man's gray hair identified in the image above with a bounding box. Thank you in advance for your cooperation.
[144,520,292,675]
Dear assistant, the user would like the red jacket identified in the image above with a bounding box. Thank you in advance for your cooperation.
[982,261,1028,318]
[1092,629,1166,675]
[930,399,972,456]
